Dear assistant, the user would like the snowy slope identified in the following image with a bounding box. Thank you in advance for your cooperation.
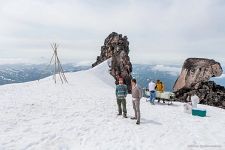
[0,60,225,150]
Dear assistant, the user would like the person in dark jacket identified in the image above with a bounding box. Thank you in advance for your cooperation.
[131,78,142,125]
[115,78,128,118]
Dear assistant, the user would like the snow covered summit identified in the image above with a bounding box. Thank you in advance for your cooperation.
[0,60,225,150]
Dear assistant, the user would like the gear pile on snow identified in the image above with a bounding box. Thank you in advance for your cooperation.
[92,32,132,93]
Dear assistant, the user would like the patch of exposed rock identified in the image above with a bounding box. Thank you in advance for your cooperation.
[92,32,132,92]
[173,58,225,109]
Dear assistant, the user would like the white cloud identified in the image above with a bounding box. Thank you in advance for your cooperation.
[75,61,92,66]
[0,58,47,64]
[151,65,181,76]
[0,58,26,64]
[0,0,225,64]
[215,74,225,79]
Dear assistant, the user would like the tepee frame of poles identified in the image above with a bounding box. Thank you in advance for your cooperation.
[49,43,68,84]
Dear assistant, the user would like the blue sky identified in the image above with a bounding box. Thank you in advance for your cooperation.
[0,0,225,65]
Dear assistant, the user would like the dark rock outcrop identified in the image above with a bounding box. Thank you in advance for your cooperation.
[92,32,132,93]
[174,81,225,109]
[173,58,225,109]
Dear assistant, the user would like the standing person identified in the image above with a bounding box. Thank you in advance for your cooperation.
[191,93,200,108]
[155,80,165,103]
[155,80,165,93]
[115,78,128,118]
[155,80,161,91]
[131,79,142,125]
[155,80,161,103]
[148,80,156,104]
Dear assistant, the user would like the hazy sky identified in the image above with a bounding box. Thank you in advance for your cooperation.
[0,0,225,65]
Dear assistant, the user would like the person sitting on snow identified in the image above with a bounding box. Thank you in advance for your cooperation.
[184,92,200,113]
[115,78,128,118]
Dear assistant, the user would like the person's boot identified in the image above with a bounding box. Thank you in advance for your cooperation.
[123,113,127,118]
[131,117,137,120]
[117,113,122,116]
[136,121,140,125]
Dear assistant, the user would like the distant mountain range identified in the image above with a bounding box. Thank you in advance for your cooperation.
[132,64,180,91]
[0,64,90,85]
[0,63,224,91]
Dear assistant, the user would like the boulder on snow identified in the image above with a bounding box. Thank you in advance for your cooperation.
[173,58,225,109]
[92,32,132,93]
[173,58,223,92]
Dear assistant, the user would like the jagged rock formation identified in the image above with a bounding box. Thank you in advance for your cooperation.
[173,58,225,109]
[173,58,223,92]
[92,32,132,93]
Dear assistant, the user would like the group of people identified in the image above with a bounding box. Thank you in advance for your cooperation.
[115,77,166,125]
[148,79,165,104]
[115,78,142,125]
[115,75,202,125]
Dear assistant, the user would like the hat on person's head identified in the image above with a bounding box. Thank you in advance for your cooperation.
[131,78,137,84]
[119,78,123,84]
[119,77,123,81]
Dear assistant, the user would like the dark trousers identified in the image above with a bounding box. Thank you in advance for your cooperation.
[117,98,127,114]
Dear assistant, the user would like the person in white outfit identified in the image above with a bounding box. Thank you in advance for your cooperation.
[148,80,156,104]
[191,94,200,108]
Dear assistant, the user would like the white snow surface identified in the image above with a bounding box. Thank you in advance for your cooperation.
[0,60,225,150]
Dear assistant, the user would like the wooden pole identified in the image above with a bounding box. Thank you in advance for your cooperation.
[46,43,68,84]
[54,45,57,83]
